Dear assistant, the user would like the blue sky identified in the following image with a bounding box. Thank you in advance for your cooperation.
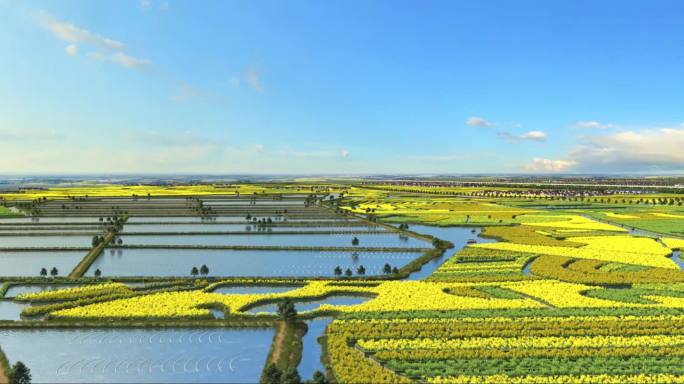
[1,0,683,174]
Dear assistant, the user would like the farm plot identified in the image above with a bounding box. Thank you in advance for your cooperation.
[88,249,420,277]
[112,233,427,248]
[0,328,273,383]
[0,250,86,276]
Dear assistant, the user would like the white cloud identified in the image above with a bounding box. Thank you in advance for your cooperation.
[525,158,578,172]
[521,131,547,141]
[65,44,77,56]
[140,0,151,8]
[569,126,684,171]
[38,10,151,71]
[575,120,614,129]
[340,149,349,159]
[245,69,264,93]
[38,11,124,51]
[498,130,547,142]
[87,52,151,71]
[466,116,491,128]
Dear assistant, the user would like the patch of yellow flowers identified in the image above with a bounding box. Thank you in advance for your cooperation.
[427,374,684,384]
[46,278,684,319]
[662,237,684,250]
[473,235,676,269]
[16,282,131,302]
[521,214,627,232]
[358,334,684,351]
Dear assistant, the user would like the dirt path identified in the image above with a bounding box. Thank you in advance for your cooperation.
[0,366,7,384]
[269,321,287,366]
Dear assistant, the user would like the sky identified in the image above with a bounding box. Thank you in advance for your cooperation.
[1,0,683,175]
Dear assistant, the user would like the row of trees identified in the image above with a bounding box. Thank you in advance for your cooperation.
[333,265,366,276]
[332,263,400,276]
[190,264,210,276]
[39,267,59,277]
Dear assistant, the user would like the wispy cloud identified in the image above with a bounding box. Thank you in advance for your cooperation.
[574,120,615,129]
[465,116,491,128]
[498,130,547,142]
[37,10,151,71]
[245,68,264,93]
[340,149,350,159]
[87,52,151,71]
[64,43,77,57]
[37,11,124,51]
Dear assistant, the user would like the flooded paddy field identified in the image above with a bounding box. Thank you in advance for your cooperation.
[126,216,359,223]
[88,248,419,277]
[3,284,86,298]
[0,301,29,321]
[121,223,385,233]
[0,328,274,383]
[0,217,103,224]
[0,250,86,276]
[114,233,427,248]
[0,235,94,248]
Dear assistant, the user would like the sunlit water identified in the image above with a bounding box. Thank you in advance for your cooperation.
[116,233,428,248]
[402,225,497,280]
[0,328,274,383]
[0,250,86,276]
[88,249,417,277]
[122,223,384,233]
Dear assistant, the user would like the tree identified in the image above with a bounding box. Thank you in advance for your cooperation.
[50,267,58,277]
[312,370,328,384]
[282,367,301,384]
[94,269,102,278]
[356,265,366,275]
[91,236,101,247]
[383,263,392,274]
[262,363,282,384]
[333,266,342,276]
[191,266,199,277]
[392,266,399,274]
[344,268,353,277]
[40,268,47,277]
[117,238,123,245]
[9,361,31,384]
[351,237,359,246]
[200,264,209,276]
[277,300,297,321]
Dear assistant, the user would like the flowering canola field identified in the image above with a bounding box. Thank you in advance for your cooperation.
[13,188,684,383]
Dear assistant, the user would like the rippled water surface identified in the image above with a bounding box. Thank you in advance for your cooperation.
[0,328,274,383]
